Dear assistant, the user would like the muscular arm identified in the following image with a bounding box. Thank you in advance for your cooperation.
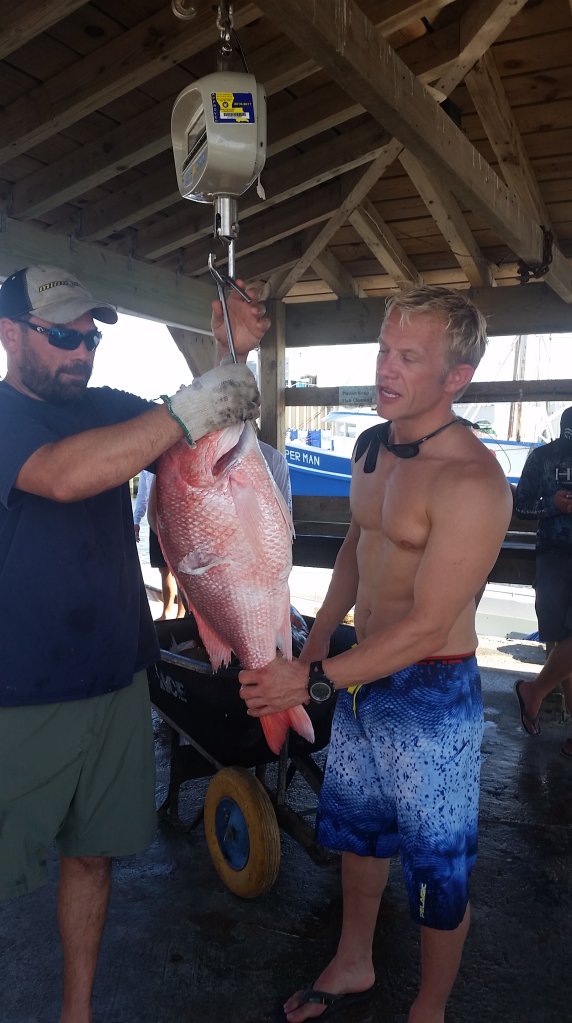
[15,403,183,502]
[14,283,268,504]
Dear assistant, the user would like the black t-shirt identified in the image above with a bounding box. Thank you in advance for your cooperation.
[0,382,159,706]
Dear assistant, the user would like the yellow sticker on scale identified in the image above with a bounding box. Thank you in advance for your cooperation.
[211,91,255,123]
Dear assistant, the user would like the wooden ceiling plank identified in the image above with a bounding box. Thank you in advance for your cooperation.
[0,0,88,61]
[399,149,495,287]
[312,248,366,298]
[78,166,178,242]
[267,83,363,157]
[0,0,461,169]
[0,3,261,164]
[11,99,173,218]
[254,0,572,302]
[275,140,404,300]
[349,198,422,287]
[465,50,554,228]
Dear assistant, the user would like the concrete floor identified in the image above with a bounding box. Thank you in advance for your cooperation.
[1,637,571,1023]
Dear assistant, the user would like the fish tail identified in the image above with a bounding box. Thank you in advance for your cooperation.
[261,706,315,754]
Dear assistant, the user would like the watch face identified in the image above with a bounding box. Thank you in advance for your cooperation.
[309,679,333,703]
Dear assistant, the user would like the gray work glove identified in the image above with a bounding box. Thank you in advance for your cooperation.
[162,363,260,445]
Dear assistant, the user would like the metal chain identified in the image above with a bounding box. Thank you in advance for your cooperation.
[216,2,234,57]
[517,227,554,285]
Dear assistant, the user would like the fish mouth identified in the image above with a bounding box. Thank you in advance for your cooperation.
[212,421,249,477]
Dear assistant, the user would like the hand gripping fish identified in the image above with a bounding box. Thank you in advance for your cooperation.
[155,422,315,754]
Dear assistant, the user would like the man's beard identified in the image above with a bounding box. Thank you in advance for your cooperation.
[20,345,92,403]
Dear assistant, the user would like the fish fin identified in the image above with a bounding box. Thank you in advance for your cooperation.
[185,603,233,671]
[261,706,315,754]
[276,598,293,660]
[228,473,265,552]
[272,481,295,540]
[260,712,291,754]
[286,705,315,745]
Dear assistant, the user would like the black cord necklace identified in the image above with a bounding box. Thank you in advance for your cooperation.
[381,417,460,459]
[355,417,461,472]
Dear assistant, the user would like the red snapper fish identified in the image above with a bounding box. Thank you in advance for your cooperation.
[155,422,314,754]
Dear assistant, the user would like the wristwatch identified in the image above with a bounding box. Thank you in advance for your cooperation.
[308,661,336,704]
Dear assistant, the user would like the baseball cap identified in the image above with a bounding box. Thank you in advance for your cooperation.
[560,406,572,440]
[0,265,118,324]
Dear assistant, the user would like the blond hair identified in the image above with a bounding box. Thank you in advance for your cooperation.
[384,285,488,371]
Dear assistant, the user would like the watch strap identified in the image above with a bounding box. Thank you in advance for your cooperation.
[309,660,328,681]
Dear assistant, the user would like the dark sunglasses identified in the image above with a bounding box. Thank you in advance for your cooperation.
[380,418,460,459]
[16,319,102,352]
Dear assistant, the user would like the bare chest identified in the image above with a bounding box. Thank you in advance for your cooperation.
[350,452,435,551]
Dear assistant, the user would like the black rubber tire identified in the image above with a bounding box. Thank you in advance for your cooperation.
[204,766,281,898]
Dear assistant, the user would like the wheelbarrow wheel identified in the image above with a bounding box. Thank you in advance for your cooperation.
[204,766,281,898]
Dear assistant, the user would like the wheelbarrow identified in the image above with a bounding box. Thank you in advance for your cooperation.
[147,614,355,898]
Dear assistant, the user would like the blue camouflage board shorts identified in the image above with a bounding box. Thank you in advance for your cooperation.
[316,654,483,930]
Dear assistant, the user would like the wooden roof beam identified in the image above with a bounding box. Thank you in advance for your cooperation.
[54,166,180,244]
[283,285,572,347]
[0,0,88,61]
[370,0,457,36]
[254,0,572,303]
[399,150,495,287]
[274,140,404,299]
[431,0,529,100]
[398,0,528,98]
[465,50,554,229]
[0,216,213,330]
[264,0,531,299]
[349,198,422,288]
[312,249,366,299]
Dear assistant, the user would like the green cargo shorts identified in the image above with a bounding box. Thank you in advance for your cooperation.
[0,671,156,900]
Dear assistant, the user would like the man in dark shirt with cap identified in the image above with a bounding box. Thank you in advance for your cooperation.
[0,264,266,1023]
[514,406,572,756]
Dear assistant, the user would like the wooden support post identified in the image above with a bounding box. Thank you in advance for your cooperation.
[260,299,286,452]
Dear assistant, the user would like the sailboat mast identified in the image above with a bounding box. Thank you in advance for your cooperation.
[507,334,528,441]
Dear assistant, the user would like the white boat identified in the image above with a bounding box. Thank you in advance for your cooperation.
[286,410,537,497]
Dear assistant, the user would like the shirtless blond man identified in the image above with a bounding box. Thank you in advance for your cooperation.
[239,286,513,1023]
